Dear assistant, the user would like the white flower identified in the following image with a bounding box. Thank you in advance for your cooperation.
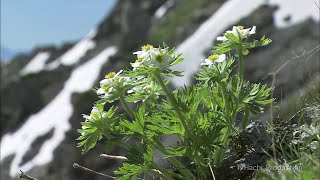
[216,36,228,42]
[82,107,99,121]
[132,44,173,70]
[81,107,101,135]
[133,44,158,59]
[201,54,226,68]
[97,70,130,97]
[217,25,256,42]
[150,52,172,70]
[131,59,143,70]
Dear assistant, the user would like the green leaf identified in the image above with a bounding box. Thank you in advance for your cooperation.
[225,33,241,43]
[245,35,272,49]
[115,163,147,180]
[242,48,249,55]
[170,53,184,66]
[76,106,118,154]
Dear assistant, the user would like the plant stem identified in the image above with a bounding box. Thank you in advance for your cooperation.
[153,137,195,179]
[153,70,189,134]
[238,46,244,79]
[119,94,135,118]
[220,82,231,122]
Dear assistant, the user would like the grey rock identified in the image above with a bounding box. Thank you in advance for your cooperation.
[216,120,272,180]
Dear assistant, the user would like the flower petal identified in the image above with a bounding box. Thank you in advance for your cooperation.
[97,88,105,95]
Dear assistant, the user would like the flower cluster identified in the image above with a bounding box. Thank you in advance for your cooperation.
[217,25,256,42]
[131,44,174,70]
[97,70,131,99]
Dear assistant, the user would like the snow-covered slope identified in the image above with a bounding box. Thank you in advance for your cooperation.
[20,52,51,75]
[46,30,97,70]
[0,46,117,176]
[172,0,320,87]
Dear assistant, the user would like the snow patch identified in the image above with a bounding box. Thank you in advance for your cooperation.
[46,29,97,70]
[0,46,117,177]
[154,0,175,19]
[20,52,51,75]
[269,0,320,28]
[172,0,265,87]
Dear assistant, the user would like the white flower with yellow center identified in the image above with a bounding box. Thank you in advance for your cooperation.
[131,58,144,70]
[132,44,172,70]
[97,70,130,97]
[217,25,256,42]
[82,107,99,121]
[133,44,156,60]
[81,107,101,134]
[201,54,226,68]
[150,52,172,70]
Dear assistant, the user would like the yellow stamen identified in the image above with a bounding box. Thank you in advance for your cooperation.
[90,111,98,117]
[105,72,116,79]
[155,53,165,63]
[208,55,219,62]
[102,84,111,92]
[141,44,153,51]
[237,25,244,30]
[135,58,143,63]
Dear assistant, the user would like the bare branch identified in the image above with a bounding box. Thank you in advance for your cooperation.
[264,46,320,79]
[73,163,116,179]
[18,170,39,180]
[205,158,216,180]
[100,153,128,160]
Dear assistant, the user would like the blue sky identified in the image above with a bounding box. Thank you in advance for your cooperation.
[1,0,117,52]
